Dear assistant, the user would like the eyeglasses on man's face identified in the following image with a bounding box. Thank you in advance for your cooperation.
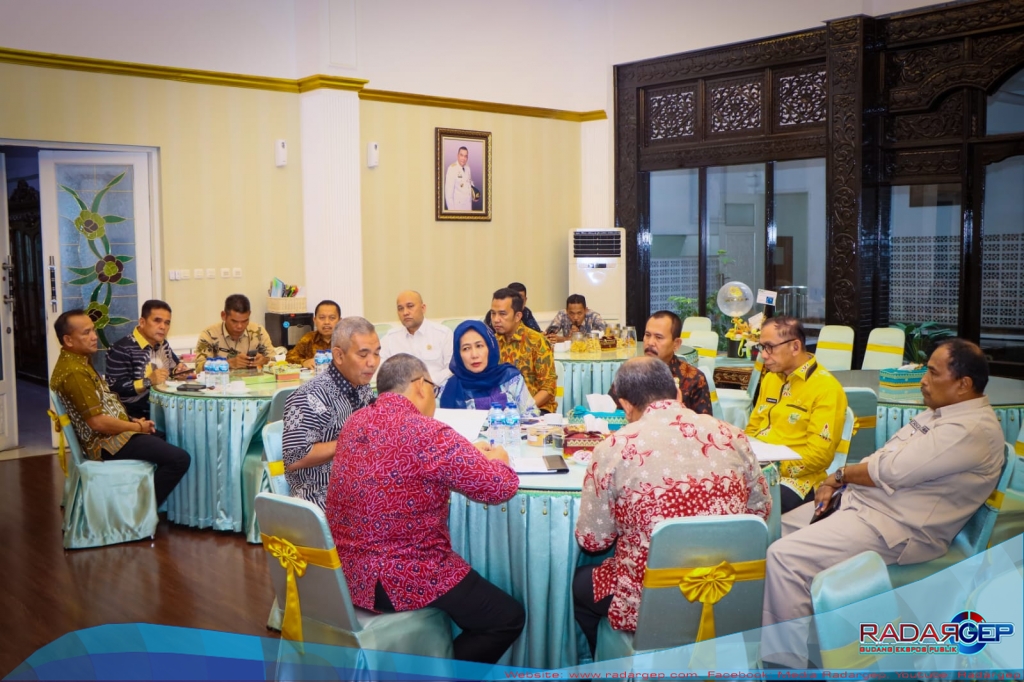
[414,376,436,389]
[755,338,796,355]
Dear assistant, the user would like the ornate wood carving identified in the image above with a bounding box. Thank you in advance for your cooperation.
[707,76,763,135]
[645,85,696,144]
[614,75,644,327]
[775,66,827,128]
[887,43,965,89]
[887,91,964,143]
[884,0,1024,47]
[640,135,825,170]
[884,148,962,180]
[889,32,1024,113]
[620,29,826,87]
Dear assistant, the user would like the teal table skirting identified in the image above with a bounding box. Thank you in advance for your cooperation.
[152,393,272,532]
[876,405,1023,451]
[558,348,698,416]
[448,489,588,669]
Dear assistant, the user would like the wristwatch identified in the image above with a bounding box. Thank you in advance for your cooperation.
[142,377,152,389]
[834,466,846,486]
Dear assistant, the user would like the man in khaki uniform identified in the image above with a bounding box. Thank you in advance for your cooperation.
[761,339,1005,667]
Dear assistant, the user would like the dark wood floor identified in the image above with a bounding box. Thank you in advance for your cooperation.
[0,455,279,677]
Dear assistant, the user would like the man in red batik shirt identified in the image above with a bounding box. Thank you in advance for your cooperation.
[326,353,524,664]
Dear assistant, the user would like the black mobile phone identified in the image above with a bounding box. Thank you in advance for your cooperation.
[247,350,258,358]
[177,382,209,392]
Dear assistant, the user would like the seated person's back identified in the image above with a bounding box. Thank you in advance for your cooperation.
[326,353,524,663]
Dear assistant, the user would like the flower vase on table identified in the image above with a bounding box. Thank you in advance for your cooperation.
[727,338,746,359]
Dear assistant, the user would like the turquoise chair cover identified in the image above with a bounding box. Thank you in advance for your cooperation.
[373,323,392,338]
[699,367,725,422]
[811,550,897,669]
[826,407,855,476]
[843,387,878,465]
[254,493,454,656]
[716,358,763,429]
[680,316,712,340]
[442,318,463,331]
[262,421,290,496]
[861,328,905,370]
[50,390,158,549]
[595,515,769,661]
[887,443,1013,588]
[244,388,297,543]
[764,463,782,544]
[991,435,1024,546]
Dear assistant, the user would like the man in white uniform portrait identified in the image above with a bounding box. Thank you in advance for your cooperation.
[444,146,478,211]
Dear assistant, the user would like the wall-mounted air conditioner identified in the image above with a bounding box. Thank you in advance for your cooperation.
[568,228,625,324]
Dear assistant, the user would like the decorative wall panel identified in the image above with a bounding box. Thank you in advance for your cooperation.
[775,67,827,129]
[645,85,696,144]
[707,77,763,135]
[889,235,960,324]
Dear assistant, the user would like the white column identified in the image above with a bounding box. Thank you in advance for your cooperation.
[300,88,364,317]
[581,118,613,228]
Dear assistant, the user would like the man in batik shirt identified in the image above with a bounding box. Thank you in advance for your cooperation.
[573,357,770,656]
[490,287,557,413]
[281,317,378,509]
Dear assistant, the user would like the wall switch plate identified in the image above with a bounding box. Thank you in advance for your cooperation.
[221,268,231,278]
[194,268,204,279]
[180,269,190,280]
[206,268,216,279]
[168,270,177,281]
[232,267,243,278]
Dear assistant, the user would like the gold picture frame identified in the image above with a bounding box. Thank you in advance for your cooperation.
[435,127,491,221]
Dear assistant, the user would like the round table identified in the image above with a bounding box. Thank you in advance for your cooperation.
[150,379,302,536]
[832,370,1024,448]
[554,345,697,415]
[446,448,782,670]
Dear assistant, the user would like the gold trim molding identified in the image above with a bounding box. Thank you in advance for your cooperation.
[0,47,606,120]
[360,88,606,122]
[0,47,365,94]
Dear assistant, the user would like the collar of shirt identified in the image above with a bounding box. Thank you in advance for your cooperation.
[60,348,92,368]
[509,322,526,342]
[132,326,155,351]
[933,395,991,420]
[784,355,819,383]
[374,391,418,416]
[326,362,374,406]
[642,398,680,417]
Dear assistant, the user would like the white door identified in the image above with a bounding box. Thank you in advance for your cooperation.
[0,154,20,451]
[38,151,153,405]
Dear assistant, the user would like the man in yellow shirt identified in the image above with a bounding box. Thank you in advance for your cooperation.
[745,315,847,513]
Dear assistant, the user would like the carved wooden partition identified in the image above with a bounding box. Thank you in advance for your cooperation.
[615,0,1024,368]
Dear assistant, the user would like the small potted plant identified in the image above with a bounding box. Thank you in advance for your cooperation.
[892,322,955,364]
[725,318,761,358]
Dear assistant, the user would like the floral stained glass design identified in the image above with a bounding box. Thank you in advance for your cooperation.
[56,165,138,360]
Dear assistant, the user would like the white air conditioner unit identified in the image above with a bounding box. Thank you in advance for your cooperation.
[568,228,626,324]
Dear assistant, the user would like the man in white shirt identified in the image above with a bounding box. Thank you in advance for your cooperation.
[379,290,454,385]
[444,147,477,211]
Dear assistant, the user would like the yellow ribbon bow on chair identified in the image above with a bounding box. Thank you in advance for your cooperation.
[260,533,342,645]
[644,559,766,642]
[47,409,71,476]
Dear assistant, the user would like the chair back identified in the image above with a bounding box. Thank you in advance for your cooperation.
[815,325,854,372]
[255,492,363,635]
[269,386,299,423]
[699,367,724,421]
[843,387,878,465]
[442,318,463,331]
[746,357,764,402]
[949,443,1013,556]
[373,323,392,338]
[680,316,712,340]
[686,331,719,373]
[554,360,566,416]
[49,390,87,468]
[827,407,855,475]
[811,551,897,669]
[861,328,905,370]
[632,515,768,652]
[262,421,290,496]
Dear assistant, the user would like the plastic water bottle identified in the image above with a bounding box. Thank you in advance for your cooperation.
[216,357,229,389]
[314,350,330,376]
[204,358,217,388]
[487,404,506,446]
[504,404,521,451]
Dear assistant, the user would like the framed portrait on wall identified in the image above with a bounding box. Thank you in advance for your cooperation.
[435,128,491,221]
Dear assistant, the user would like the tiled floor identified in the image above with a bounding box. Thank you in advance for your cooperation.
[0,379,57,462]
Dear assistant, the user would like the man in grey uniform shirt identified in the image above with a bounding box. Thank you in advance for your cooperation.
[761,338,1005,667]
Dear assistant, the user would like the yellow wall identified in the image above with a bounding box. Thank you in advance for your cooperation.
[360,99,580,322]
[0,62,304,335]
